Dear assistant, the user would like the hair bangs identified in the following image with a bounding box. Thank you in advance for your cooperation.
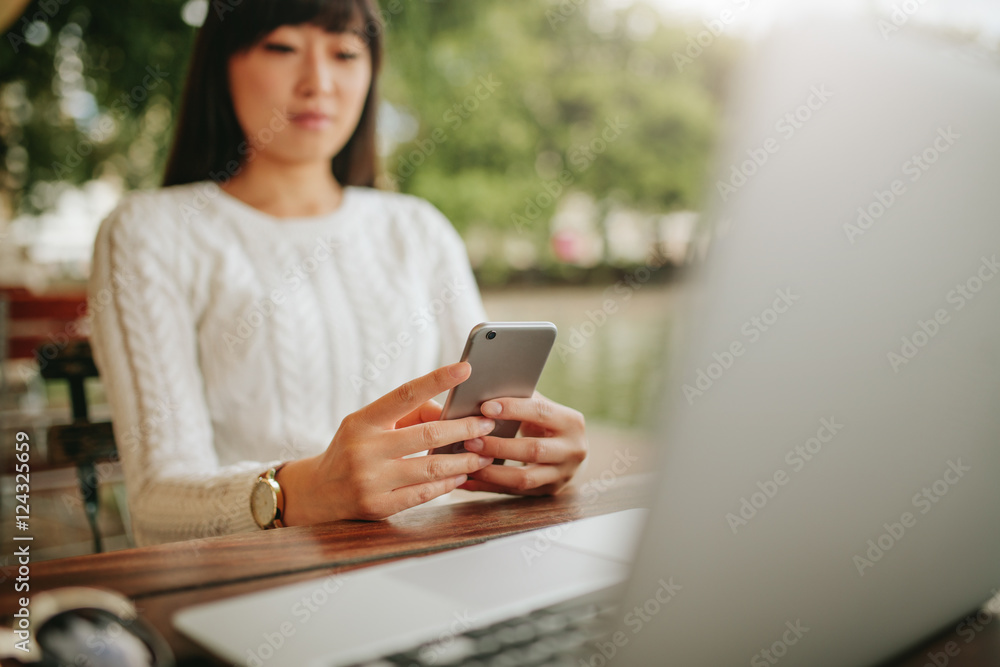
[224,0,376,54]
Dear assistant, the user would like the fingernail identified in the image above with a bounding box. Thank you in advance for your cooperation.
[454,474,468,484]
[479,418,495,434]
[481,401,501,417]
[450,362,468,378]
[465,438,484,452]
[477,455,493,467]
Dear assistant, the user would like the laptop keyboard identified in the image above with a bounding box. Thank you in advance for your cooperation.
[348,597,618,667]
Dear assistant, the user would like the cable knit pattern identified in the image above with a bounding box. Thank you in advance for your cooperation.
[87,182,487,546]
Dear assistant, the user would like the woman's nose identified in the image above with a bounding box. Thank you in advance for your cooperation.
[298,49,335,96]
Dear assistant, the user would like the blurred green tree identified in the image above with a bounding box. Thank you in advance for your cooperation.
[382,0,738,279]
[1,1,196,212]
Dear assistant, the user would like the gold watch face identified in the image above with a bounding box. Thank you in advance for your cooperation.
[251,478,277,528]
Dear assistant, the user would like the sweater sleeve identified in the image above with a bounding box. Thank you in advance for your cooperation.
[87,195,283,546]
[414,199,489,366]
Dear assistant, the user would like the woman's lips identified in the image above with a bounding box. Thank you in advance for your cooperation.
[290,112,331,130]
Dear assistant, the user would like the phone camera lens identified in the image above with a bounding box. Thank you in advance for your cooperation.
[486,331,497,340]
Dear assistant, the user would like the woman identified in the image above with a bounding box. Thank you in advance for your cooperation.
[87,0,587,546]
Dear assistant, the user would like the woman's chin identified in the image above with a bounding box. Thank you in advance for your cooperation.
[260,143,345,167]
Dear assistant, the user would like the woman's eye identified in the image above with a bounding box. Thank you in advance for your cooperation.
[337,51,360,61]
[264,43,295,53]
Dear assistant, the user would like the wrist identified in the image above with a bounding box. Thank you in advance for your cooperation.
[274,456,318,527]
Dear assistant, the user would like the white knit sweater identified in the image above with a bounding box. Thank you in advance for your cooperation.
[87,181,487,546]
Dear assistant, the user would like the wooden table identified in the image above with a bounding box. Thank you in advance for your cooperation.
[2,474,998,666]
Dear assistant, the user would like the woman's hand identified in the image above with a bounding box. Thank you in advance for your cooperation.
[457,391,587,495]
[276,362,497,526]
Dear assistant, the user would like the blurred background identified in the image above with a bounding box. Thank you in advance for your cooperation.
[0,0,996,559]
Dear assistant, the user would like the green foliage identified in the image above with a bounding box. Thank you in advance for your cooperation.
[378,1,738,280]
[1,1,197,211]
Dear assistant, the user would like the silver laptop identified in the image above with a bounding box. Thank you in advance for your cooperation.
[174,17,1000,667]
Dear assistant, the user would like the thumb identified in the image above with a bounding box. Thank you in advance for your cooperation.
[395,399,443,429]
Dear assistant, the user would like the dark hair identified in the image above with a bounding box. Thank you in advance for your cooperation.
[162,0,383,188]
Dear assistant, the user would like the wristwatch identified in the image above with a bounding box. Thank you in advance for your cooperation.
[250,466,286,529]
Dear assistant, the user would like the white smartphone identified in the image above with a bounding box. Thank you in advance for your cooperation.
[432,321,558,463]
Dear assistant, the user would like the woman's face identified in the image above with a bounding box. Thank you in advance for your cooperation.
[227,23,372,166]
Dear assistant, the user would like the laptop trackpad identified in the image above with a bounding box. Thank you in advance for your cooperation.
[385,534,629,614]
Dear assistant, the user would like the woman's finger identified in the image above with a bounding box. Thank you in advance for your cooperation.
[463,434,578,465]
[457,478,556,496]
[468,462,564,492]
[382,473,469,516]
[395,399,443,429]
[479,394,584,435]
[358,362,470,429]
[387,415,496,458]
[388,451,493,488]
